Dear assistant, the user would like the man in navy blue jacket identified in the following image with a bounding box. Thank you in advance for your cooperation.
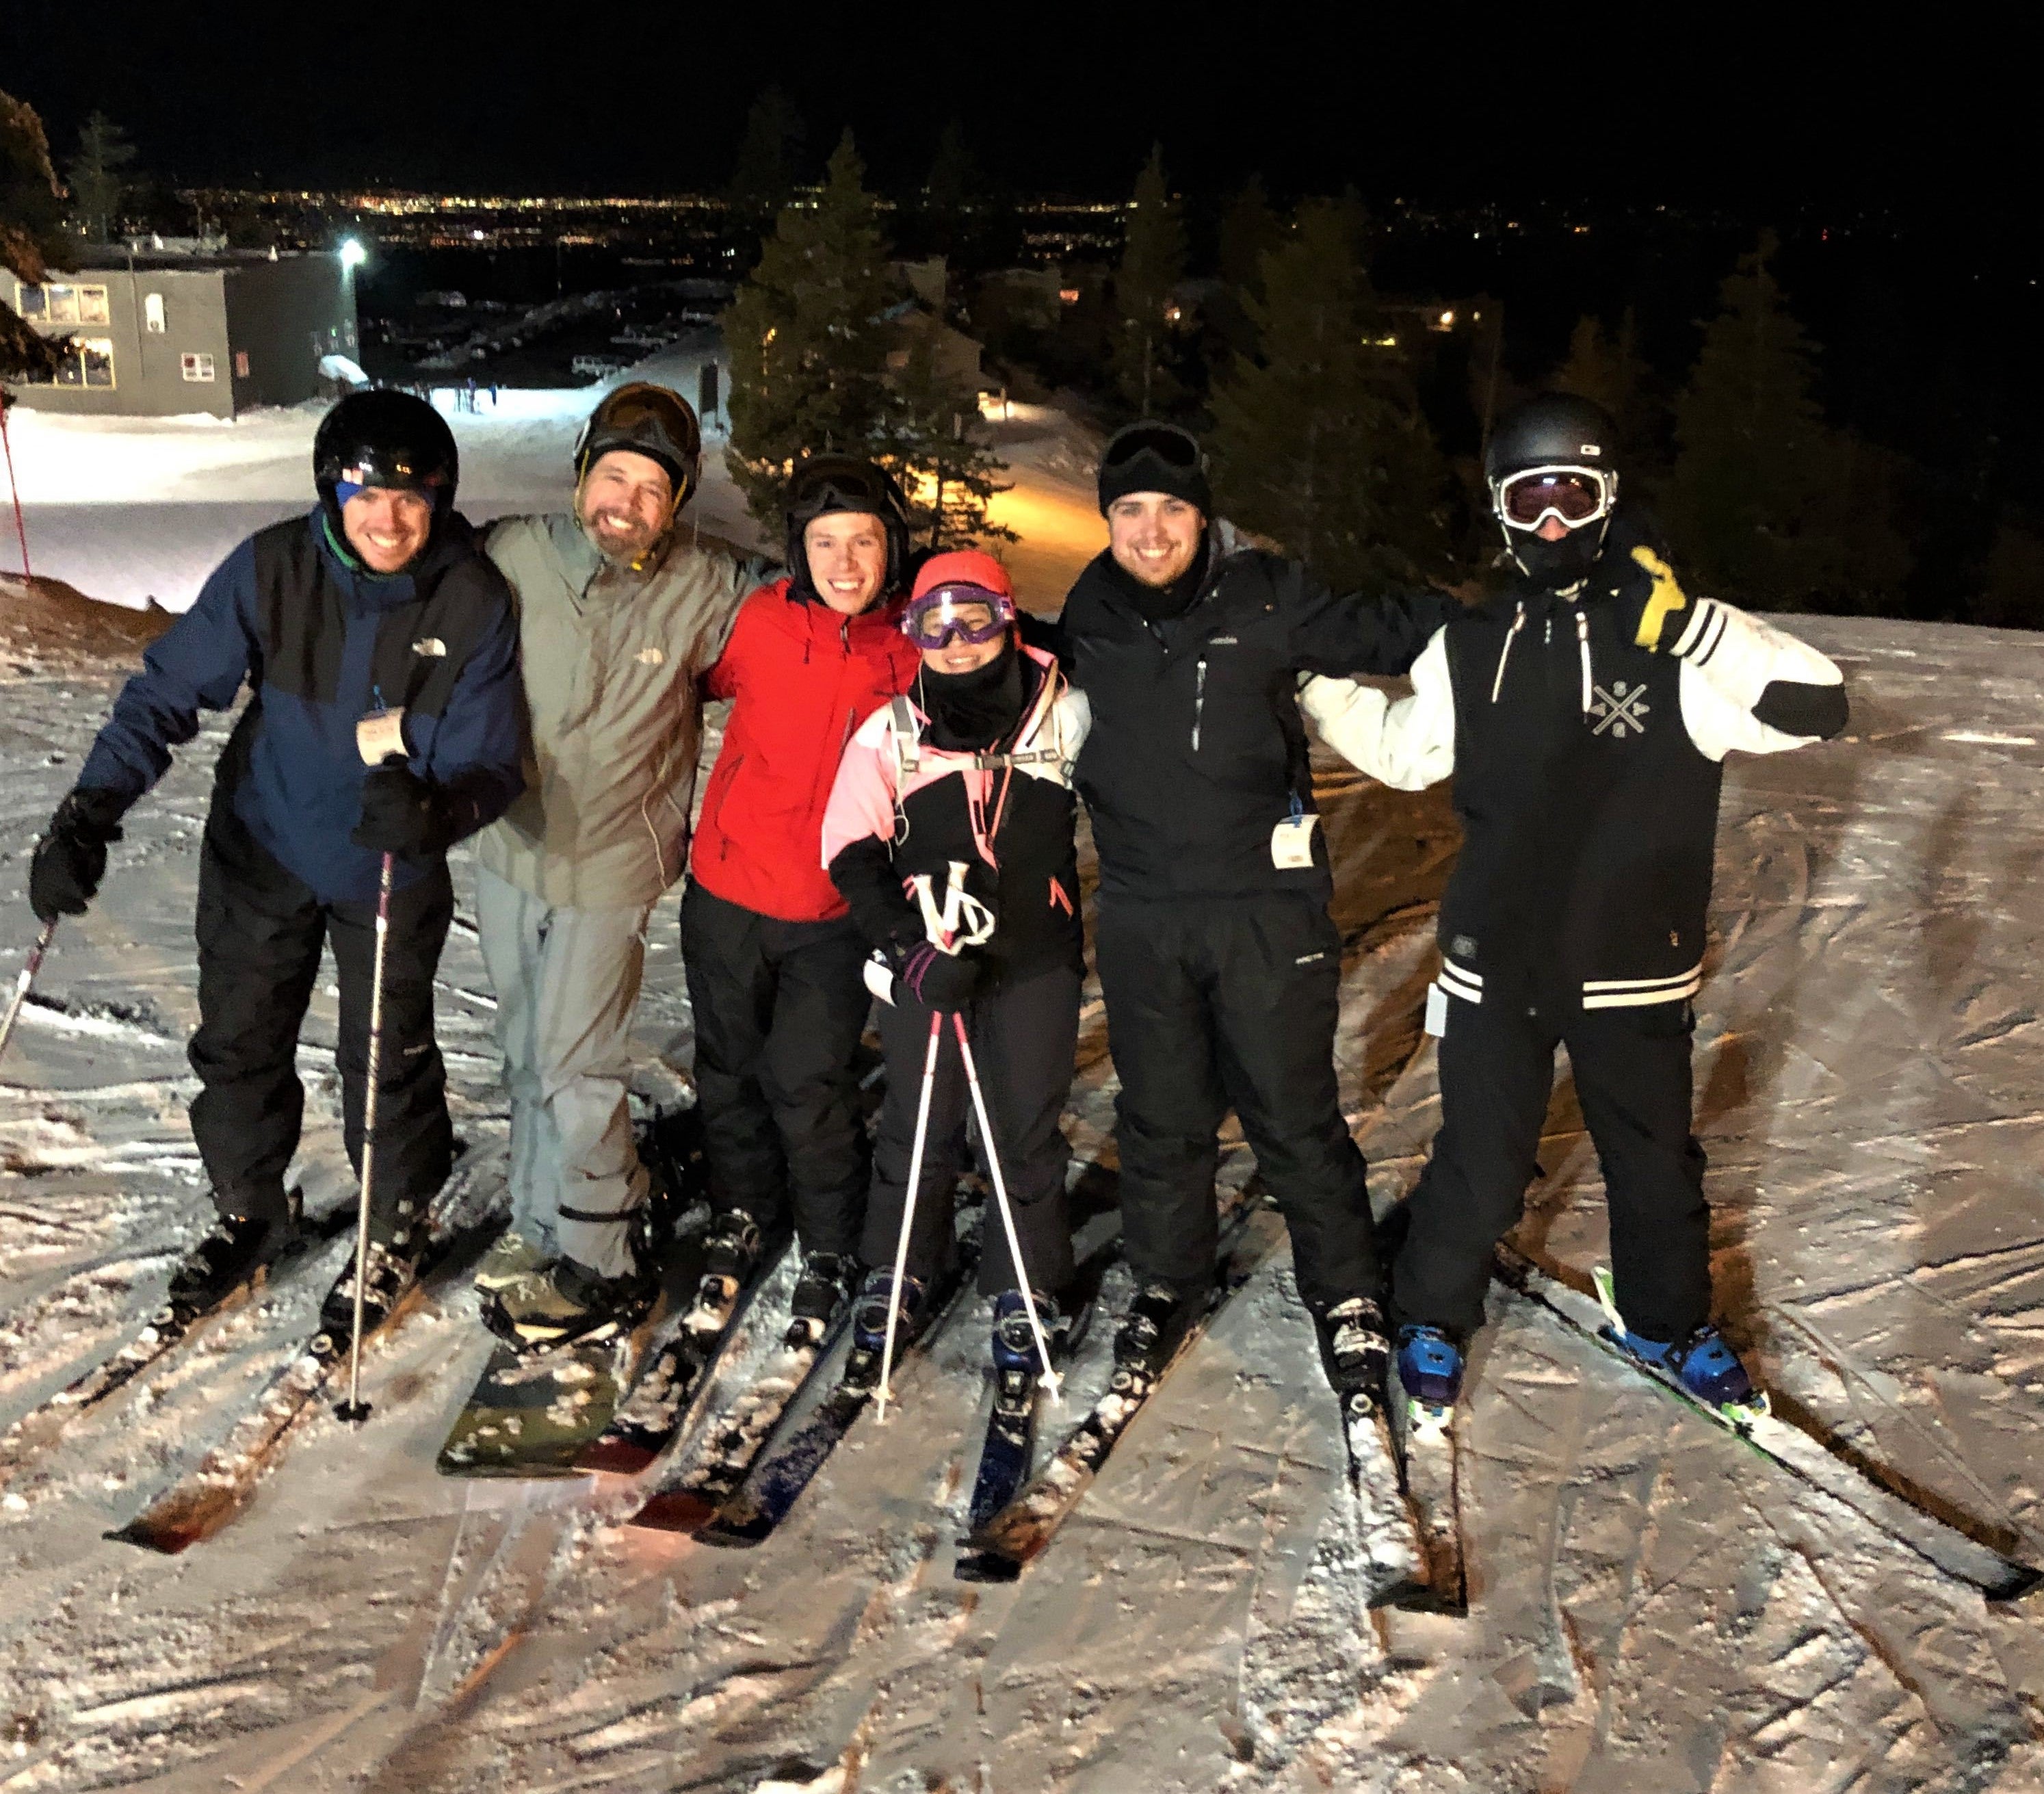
[28,391,525,1332]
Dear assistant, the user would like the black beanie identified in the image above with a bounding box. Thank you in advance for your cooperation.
[1097,421,1212,518]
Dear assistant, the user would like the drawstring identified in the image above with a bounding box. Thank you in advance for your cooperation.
[1489,603,1526,704]
[1575,607,1593,715]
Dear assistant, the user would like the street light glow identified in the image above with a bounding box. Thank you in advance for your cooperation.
[339,237,367,269]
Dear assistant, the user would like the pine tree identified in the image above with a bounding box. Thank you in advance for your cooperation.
[1553,307,1647,440]
[880,330,1015,551]
[66,111,135,244]
[1110,144,1186,419]
[1211,177,1283,359]
[726,87,806,225]
[1666,235,1849,608]
[724,133,896,528]
[0,88,73,382]
[1208,198,1450,595]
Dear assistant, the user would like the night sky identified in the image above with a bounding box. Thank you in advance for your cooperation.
[0,3,2001,225]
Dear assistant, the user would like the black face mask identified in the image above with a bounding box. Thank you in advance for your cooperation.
[1507,521,1608,592]
[920,640,1025,753]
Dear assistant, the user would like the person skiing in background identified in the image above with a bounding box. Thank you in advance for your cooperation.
[472,384,770,1347]
[680,458,923,1342]
[1299,392,1849,1425]
[1054,421,1453,1410]
[822,551,1088,1369]
[27,390,524,1336]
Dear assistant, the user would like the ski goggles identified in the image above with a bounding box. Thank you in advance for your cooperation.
[901,584,1017,649]
[1101,420,1203,475]
[1494,465,1617,532]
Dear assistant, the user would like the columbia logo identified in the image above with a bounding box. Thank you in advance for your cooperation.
[412,637,446,658]
[1207,635,1240,646]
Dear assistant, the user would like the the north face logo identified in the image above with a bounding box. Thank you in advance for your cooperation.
[1588,679,1650,738]
[412,637,447,658]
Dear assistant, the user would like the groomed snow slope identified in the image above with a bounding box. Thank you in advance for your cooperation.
[1,601,2042,1792]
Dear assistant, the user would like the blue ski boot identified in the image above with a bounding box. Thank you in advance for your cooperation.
[1395,1325,1464,1431]
[1592,1268,1767,1424]
[991,1290,1064,1377]
[854,1267,927,1353]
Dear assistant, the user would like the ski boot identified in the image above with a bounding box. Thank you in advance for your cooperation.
[991,1289,1064,1381]
[320,1215,428,1342]
[1114,1280,1199,1381]
[1611,1320,1766,1423]
[488,1253,655,1351]
[1395,1325,1464,1435]
[684,1207,766,1340]
[853,1267,928,1353]
[163,1204,297,1325]
[787,1250,858,1347]
[472,1228,547,1296]
[1313,1294,1391,1415]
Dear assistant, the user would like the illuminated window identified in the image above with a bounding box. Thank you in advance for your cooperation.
[234,350,250,377]
[21,337,116,387]
[181,352,217,382]
[144,293,166,333]
[14,282,110,325]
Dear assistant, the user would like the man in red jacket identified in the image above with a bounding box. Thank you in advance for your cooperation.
[683,457,922,1336]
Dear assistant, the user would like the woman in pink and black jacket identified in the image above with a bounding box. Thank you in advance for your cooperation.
[822,551,1090,1366]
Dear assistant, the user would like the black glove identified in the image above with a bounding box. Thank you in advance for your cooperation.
[29,788,128,924]
[1606,545,1693,654]
[897,940,984,1011]
[351,761,451,857]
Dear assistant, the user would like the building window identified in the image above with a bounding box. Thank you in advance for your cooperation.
[181,352,217,383]
[233,350,250,378]
[15,282,111,325]
[144,293,166,333]
[20,337,116,387]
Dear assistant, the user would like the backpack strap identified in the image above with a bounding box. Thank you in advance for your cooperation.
[889,694,921,778]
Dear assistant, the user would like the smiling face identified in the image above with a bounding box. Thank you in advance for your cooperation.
[341,486,434,573]
[578,447,676,561]
[1106,492,1204,588]
[804,510,890,614]
[919,599,1009,675]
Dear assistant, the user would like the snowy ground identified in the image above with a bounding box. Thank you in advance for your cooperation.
[4,402,2044,1789]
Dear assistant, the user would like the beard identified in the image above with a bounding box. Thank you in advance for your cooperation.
[582,503,664,562]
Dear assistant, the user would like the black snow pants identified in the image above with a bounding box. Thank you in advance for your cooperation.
[1094,892,1376,1314]
[861,963,1080,1299]
[679,879,870,1257]
[1389,991,1709,1343]
[189,809,455,1236]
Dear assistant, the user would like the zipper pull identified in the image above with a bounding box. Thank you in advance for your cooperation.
[1192,658,1207,751]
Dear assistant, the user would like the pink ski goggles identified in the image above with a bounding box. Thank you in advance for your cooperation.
[901,583,1017,649]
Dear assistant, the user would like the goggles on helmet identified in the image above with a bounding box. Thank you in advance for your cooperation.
[1494,465,1616,532]
[1102,421,1203,474]
[901,584,1017,649]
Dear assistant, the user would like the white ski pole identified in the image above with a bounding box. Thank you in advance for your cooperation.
[0,919,57,1067]
[876,1007,944,1424]
[952,1014,1059,1400]
[335,849,394,1425]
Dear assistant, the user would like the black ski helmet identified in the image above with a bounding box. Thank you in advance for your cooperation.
[1484,393,1621,589]
[313,389,458,523]
[573,382,701,506]
[785,455,912,603]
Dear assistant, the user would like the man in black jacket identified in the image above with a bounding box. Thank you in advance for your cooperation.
[1058,421,1452,1403]
[1302,393,1848,1425]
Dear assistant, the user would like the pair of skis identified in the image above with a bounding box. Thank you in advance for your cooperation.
[104,1156,505,1552]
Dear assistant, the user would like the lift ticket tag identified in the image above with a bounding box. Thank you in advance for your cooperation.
[356,707,407,766]
[1270,811,1319,870]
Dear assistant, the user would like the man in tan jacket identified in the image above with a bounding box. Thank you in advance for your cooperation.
[472,383,764,1345]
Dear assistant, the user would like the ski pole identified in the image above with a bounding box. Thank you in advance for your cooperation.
[952,1014,1059,1400]
[876,1007,945,1424]
[0,919,57,1067]
[335,849,394,1425]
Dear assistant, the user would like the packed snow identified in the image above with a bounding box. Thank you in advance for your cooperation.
[1,406,2043,1791]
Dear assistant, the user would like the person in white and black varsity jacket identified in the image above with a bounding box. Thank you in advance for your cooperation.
[1300,393,1848,1418]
